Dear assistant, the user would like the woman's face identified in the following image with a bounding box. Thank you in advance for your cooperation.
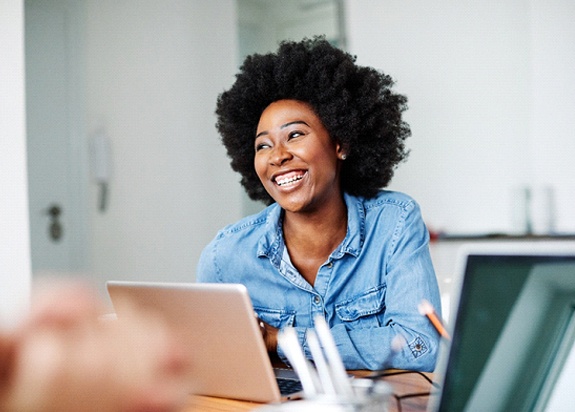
[254,99,344,214]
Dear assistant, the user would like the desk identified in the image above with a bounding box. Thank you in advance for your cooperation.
[183,370,438,412]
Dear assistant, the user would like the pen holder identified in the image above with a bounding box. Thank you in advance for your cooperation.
[256,378,392,412]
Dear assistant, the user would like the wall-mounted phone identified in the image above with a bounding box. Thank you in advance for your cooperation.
[89,130,112,212]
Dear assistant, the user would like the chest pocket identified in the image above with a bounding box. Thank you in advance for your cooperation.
[254,307,296,329]
[335,285,386,327]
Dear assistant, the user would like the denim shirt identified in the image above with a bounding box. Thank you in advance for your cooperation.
[197,191,441,372]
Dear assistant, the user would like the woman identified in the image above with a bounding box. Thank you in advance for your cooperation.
[197,37,441,372]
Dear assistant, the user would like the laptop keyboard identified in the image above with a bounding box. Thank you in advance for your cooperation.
[276,377,303,395]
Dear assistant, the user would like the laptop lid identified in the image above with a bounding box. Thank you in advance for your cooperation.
[106,281,284,403]
[430,242,575,411]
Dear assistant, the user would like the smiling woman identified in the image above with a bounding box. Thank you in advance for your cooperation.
[254,100,347,285]
[196,37,442,372]
[254,100,343,215]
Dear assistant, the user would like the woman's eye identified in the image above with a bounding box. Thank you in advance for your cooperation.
[255,143,270,151]
[288,130,304,139]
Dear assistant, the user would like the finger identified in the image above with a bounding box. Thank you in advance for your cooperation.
[0,335,16,391]
[24,281,103,330]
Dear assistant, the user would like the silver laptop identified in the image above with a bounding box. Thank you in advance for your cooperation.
[429,242,575,411]
[106,281,302,403]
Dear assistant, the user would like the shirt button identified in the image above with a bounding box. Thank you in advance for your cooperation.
[326,261,333,268]
[313,295,321,305]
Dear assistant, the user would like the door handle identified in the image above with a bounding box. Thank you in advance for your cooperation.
[46,204,63,241]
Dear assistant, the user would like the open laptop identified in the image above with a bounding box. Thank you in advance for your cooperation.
[429,242,575,411]
[106,281,302,403]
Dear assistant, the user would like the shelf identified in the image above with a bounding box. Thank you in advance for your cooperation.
[431,233,575,242]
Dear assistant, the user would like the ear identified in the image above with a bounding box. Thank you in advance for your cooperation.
[336,142,347,160]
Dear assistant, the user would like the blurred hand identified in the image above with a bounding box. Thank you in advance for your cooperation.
[0,281,192,412]
[258,319,279,354]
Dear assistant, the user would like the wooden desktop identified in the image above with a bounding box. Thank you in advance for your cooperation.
[183,369,437,412]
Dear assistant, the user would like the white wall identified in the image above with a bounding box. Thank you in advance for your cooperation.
[345,0,575,235]
[530,0,575,233]
[0,0,32,325]
[238,0,340,58]
[83,0,241,292]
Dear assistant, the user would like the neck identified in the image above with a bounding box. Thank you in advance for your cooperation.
[283,195,348,256]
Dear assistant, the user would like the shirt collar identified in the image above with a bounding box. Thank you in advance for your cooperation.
[257,193,366,261]
[338,192,364,257]
[257,203,284,265]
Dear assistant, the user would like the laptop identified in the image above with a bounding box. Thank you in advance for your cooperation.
[106,281,303,403]
[429,242,575,411]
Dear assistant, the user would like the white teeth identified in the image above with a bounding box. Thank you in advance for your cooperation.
[276,175,303,186]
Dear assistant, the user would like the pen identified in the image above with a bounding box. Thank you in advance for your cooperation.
[313,315,354,397]
[418,299,451,341]
[278,327,319,397]
[306,329,337,395]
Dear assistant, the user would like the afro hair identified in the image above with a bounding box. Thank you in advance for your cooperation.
[215,37,410,204]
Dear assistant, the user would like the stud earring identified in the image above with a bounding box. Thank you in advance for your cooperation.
[341,154,347,160]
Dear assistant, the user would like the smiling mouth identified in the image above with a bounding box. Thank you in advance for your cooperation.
[274,171,306,187]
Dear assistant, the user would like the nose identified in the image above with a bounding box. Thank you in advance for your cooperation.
[269,142,292,166]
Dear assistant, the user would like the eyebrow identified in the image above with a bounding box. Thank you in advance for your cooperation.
[255,120,310,139]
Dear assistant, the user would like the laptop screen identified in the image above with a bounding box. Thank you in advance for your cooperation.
[436,248,575,411]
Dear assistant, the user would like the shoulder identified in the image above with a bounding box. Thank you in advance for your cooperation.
[216,209,269,238]
[209,205,277,247]
[197,204,278,282]
[350,191,425,235]
[355,190,419,212]
[344,191,425,245]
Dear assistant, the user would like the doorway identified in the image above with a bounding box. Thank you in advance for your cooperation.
[25,0,88,276]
